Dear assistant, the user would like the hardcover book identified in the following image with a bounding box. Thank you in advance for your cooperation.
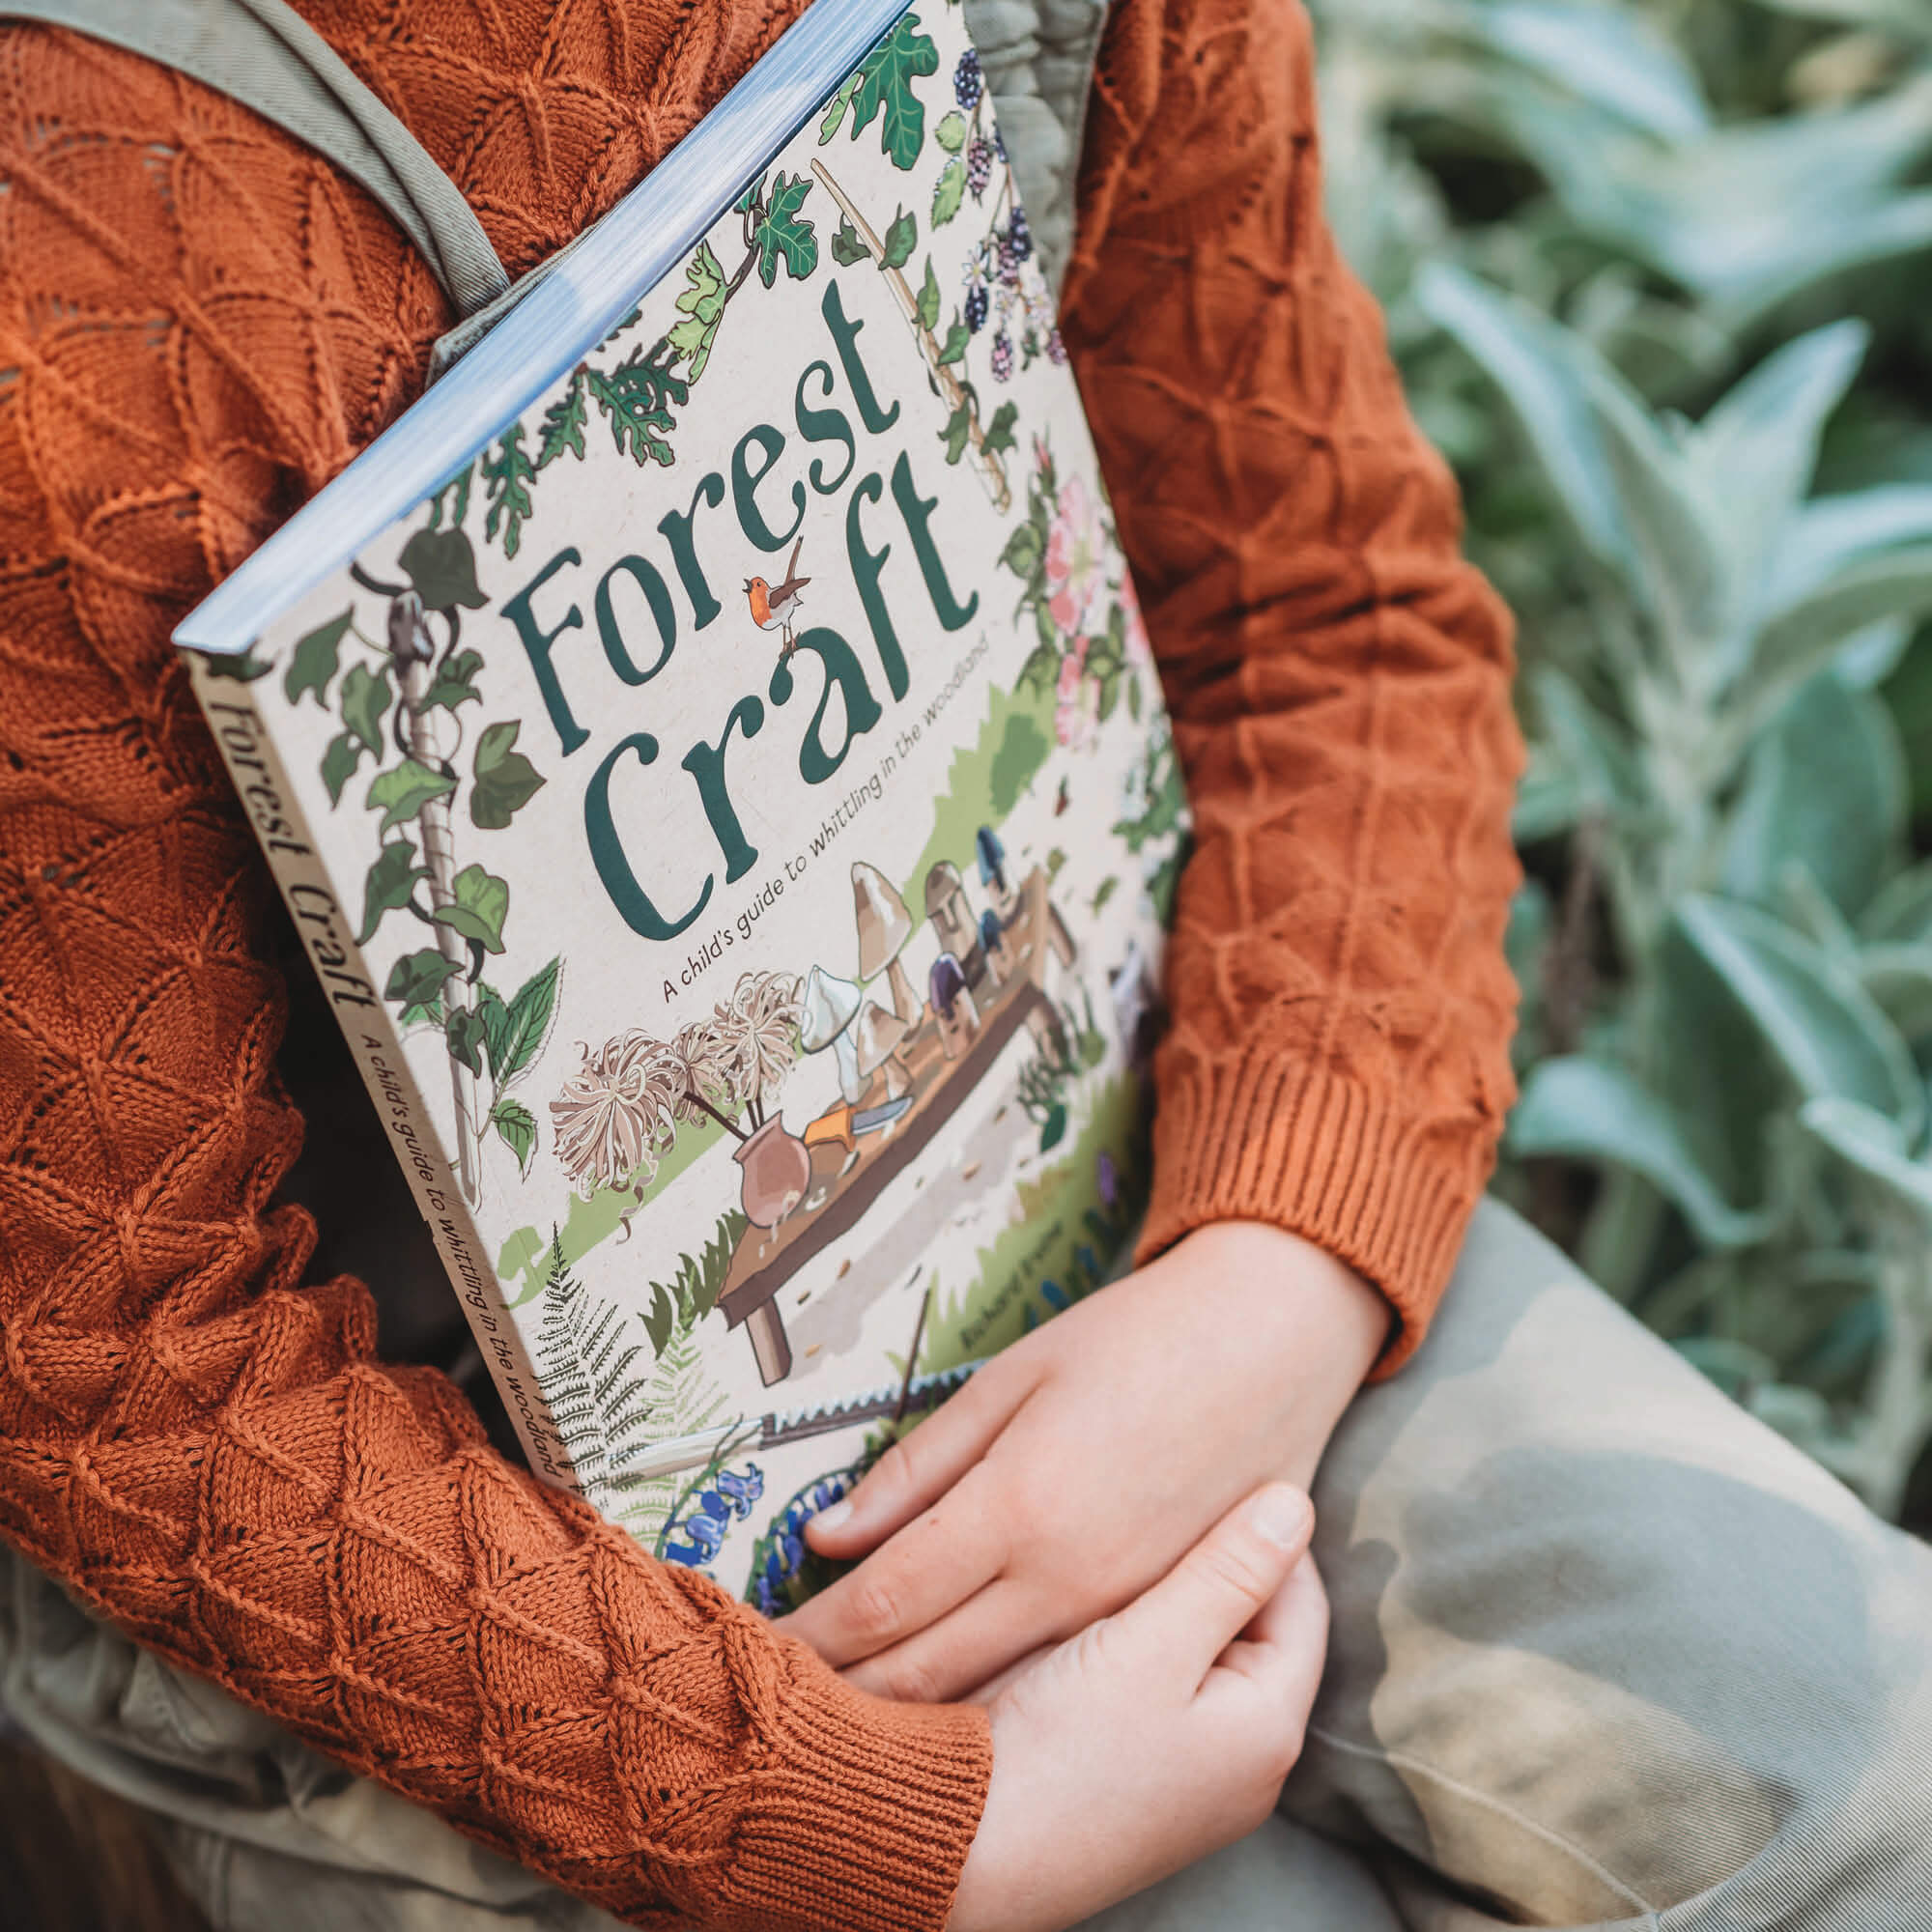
[177,0,1187,1609]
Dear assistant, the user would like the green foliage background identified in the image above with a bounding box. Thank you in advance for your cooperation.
[1312,0,1932,1521]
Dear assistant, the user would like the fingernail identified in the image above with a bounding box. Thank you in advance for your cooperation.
[812,1499,854,1535]
[1252,1487,1311,1550]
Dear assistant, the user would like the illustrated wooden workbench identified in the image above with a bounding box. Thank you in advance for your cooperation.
[717,869,1069,1385]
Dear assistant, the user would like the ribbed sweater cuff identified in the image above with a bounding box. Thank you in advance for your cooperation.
[723,1658,991,1931]
[1137,1048,1494,1376]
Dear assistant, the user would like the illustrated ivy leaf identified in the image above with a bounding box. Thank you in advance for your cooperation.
[667,239,730,381]
[831,216,869,267]
[365,755,456,834]
[338,661,391,753]
[934,109,967,153]
[284,610,350,708]
[418,646,483,715]
[734,170,768,216]
[537,374,588,468]
[434,863,510,954]
[200,644,272,682]
[385,947,463,1009]
[931,156,966,228]
[819,71,859,145]
[849,14,940,171]
[356,837,429,944]
[879,206,917,270]
[753,170,818,288]
[940,399,973,466]
[470,719,546,829]
[982,400,1018,459]
[937,315,969,365]
[497,956,562,1086]
[490,1096,538,1176]
[476,981,511,1077]
[321,730,362,806]
[916,256,941,331]
[445,1003,488,1075]
[398,526,487,611]
[481,424,537,558]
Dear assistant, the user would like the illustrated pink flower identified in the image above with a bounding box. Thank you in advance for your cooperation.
[1055,637,1099,749]
[1117,571,1152,668]
[1044,474,1107,638]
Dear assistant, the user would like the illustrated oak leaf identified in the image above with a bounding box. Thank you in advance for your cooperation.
[753,171,819,288]
[470,719,546,829]
[490,1096,538,1175]
[385,947,463,1009]
[831,216,869,267]
[917,256,941,331]
[357,837,430,944]
[365,755,457,834]
[667,239,730,381]
[931,156,966,228]
[398,526,487,610]
[880,206,918,270]
[849,14,940,171]
[481,425,537,558]
[434,862,510,954]
[284,610,350,708]
[338,661,392,753]
[538,375,588,468]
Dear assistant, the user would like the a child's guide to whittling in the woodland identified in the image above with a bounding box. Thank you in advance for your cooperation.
[176,0,1187,1609]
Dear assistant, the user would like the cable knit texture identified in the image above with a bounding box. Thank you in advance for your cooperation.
[0,0,1519,1925]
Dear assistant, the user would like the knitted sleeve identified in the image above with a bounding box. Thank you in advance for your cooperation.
[0,17,986,1932]
[1063,0,1525,1370]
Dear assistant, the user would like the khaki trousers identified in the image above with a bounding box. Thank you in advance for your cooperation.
[5,1200,1930,1929]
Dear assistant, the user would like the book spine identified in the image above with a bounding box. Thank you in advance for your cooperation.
[188,663,573,1492]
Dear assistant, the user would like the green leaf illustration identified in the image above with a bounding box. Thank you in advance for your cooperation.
[937,316,968,365]
[819,72,859,144]
[366,755,456,833]
[849,14,939,170]
[284,611,350,708]
[585,339,688,468]
[538,374,587,468]
[934,109,967,153]
[753,170,818,288]
[1002,522,1043,577]
[940,398,973,465]
[931,156,966,228]
[477,981,511,1076]
[434,863,510,954]
[496,956,562,1085]
[880,206,917,270]
[418,646,483,714]
[339,661,392,753]
[470,719,546,829]
[321,731,362,806]
[356,837,429,944]
[398,526,487,610]
[982,401,1018,459]
[490,1096,538,1175]
[832,216,869,267]
[200,645,272,683]
[445,1003,488,1075]
[386,947,462,1009]
[667,239,730,382]
[916,256,941,330]
[481,425,537,557]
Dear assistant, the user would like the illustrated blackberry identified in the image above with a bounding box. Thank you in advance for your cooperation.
[966,138,994,200]
[1046,326,1067,365]
[991,332,1014,382]
[965,282,990,333]
[953,47,982,109]
[1008,206,1033,263]
[999,236,1021,285]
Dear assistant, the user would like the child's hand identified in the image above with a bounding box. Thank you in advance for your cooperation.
[948,1483,1328,1932]
[779,1220,1384,1701]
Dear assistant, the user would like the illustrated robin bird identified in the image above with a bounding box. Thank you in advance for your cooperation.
[745,537,811,659]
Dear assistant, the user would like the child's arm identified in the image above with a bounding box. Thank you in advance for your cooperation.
[785,0,1522,1699]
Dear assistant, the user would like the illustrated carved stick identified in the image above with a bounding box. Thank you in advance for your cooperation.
[810,159,1012,514]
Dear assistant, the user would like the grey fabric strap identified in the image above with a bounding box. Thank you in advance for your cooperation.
[1,0,511,318]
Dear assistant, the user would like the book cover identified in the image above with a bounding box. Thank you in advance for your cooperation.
[180,0,1187,1609]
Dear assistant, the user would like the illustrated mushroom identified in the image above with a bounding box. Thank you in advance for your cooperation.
[852,997,913,1100]
[798,964,866,1104]
[976,826,1015,916]
[979,907,1010,987]
[924,860,984,981]
[928,952,980,1060]
[852,861,923,1029]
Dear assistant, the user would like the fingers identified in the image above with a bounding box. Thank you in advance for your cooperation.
[1114,1485,1314,1690]
[779,1474,1009,1667]
[1207,1551,1328,1706]
[840,1577,1050,1704]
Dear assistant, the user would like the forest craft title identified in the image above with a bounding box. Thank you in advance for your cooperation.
[498,282,980,944]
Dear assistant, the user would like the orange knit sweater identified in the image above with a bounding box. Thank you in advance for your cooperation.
[0,2,1520,1928]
